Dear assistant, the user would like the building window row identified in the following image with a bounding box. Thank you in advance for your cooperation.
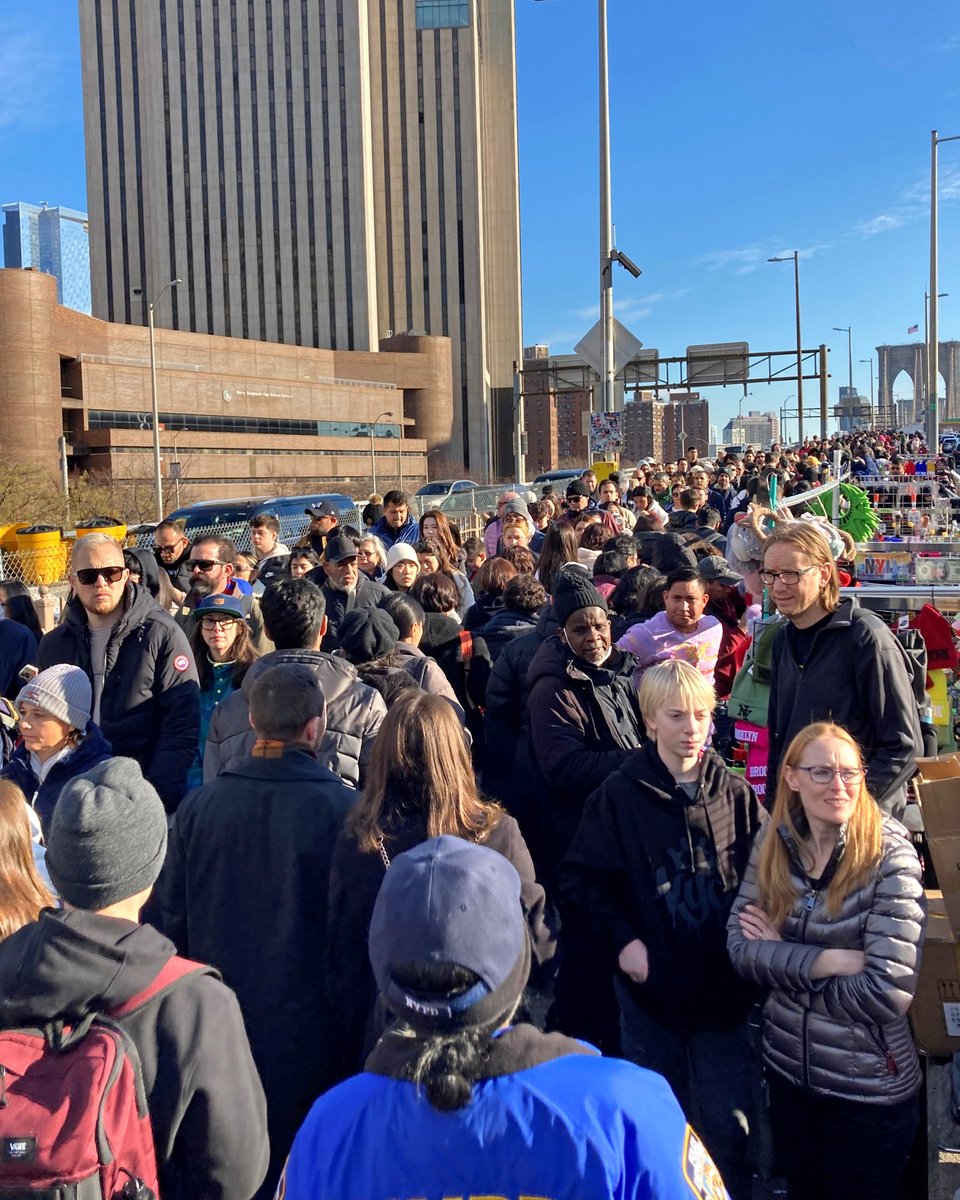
[88,410,402,438]
[415,0,469,29]
[110,447,423,460]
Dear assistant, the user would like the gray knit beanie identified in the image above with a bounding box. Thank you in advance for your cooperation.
[17,664,92,731]
[46,758,168,910]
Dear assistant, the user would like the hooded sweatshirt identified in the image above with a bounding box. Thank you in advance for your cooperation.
[560,741,766,1031]
[0,909,268,1200]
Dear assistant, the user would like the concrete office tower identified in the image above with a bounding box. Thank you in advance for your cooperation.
[2,202,92,314]
[77,0,521,476]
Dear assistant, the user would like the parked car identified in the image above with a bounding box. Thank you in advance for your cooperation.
[164,493,357,548]
[415,479,481,503]
[498,481,536,503]
[531,468,586,487]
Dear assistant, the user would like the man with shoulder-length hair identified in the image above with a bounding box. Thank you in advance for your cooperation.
[762,522,921,815]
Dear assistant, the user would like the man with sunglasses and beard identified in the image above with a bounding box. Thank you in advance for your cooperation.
[175,535,272,654]
[38,532,200,812]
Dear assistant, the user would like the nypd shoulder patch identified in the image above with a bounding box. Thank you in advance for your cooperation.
[682,1125,730,1200]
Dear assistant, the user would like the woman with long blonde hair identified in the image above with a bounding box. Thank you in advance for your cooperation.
[727,721,924,1200]
[0,781,53,940]
[327,690,554,1071]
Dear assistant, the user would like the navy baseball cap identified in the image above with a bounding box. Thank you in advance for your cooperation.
[368,836,531,1032]
[306,501,339,519]
[192,591,251,621]
[323,534,359,563]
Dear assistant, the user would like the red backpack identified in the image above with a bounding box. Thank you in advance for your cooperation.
[0,955,207,1200]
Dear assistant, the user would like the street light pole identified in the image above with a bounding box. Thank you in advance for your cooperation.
[924,289,949,423]
[768,252,804,446]
[599,0,614,415]
[171,428,187,509]
[371,410,393,495]
[930,130,960,451]
[781,394,796,446]
[146,278,182,523]
[833,326,853,397]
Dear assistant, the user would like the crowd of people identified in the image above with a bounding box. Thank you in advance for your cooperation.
[0,429,943,1199]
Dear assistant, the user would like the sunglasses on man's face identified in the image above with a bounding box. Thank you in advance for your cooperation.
[75,566,126,586]
[189,559,222,573]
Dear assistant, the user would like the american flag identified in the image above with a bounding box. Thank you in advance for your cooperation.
[908,324,919,334]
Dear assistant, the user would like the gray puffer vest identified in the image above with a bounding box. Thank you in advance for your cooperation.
[727,815,925,1104]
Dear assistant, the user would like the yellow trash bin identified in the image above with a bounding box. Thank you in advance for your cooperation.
[16,525,64,586]
[0,523,21,554]
[75,518,127,545]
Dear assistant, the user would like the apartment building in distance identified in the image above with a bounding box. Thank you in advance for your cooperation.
[623,392,710,464]
[722,409,781,447]
[522,345,633,471]
[78,0,521,476]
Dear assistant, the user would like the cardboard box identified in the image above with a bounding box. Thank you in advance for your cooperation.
[917,754,960,782]
[916,757,960,936]
[911,893,960,1057]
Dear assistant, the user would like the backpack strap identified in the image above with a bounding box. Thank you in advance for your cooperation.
[110,955,213,1020]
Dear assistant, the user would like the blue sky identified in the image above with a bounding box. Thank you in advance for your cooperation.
[1,1,958,435]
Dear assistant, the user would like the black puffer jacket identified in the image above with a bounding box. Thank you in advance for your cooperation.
[0,909,268,1200]
[473,606,540,663]
[419,612,492,713]
[727,816,925,1103]
[767,598,923,811]
[561,742,766,1032]
[38,585,200,811]
[527,636,644,877]
[634,529,697,573]
[483,605,555,830]
[463,591,506,632]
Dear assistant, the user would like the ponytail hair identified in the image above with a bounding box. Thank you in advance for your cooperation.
[391,961,517,1111]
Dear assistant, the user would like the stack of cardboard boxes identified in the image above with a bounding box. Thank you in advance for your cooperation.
[912,754,960,1056]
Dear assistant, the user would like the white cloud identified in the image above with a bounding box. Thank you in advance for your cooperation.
[571,287,687,322]
[855,213,906,237]
[698,246,767,271]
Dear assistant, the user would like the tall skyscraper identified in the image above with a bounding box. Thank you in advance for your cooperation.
[77,0,521,474]
[2,202,92,313]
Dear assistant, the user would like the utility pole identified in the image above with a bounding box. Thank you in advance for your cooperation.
[144,278,182,523]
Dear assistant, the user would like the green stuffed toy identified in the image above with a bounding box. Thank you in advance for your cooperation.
[807,481,879,543]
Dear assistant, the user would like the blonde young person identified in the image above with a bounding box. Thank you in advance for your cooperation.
[562,660,765,1199]
[727,721,925,1200]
